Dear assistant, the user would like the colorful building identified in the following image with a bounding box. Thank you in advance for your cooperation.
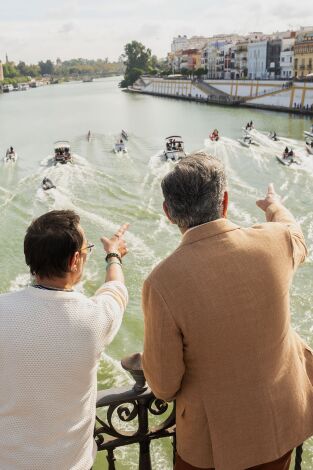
[294,28,313,79]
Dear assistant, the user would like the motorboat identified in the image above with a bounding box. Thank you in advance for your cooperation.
[305,138,313,155]
[268,131,279,142]
[4,148,17,162]
[237,134,260,148]
[163,136,186,161]
[42,177,56,190]
[238,137,251,148]
[304,125,313,139]
[114,140,127,154]
[242,122,254,133]
[276,150,299,166]
[209,129,220,141]
[2,84,14,93]
[54,141,72,164]
[121,129,128,140]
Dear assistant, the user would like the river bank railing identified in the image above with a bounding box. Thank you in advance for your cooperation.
[94,353,176,470]
[95,353,304,470]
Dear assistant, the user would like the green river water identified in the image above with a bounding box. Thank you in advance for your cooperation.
[0,76,313,469]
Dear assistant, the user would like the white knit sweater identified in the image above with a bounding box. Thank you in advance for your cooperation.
[0,281,128,470]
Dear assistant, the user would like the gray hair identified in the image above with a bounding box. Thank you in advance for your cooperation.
[161,152,227,229]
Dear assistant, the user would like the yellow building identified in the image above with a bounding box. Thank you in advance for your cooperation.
[294,29,313,79]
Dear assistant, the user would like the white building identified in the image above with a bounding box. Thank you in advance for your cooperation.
[280,38,295,79]
[247,41,268,79]
[171,35,189,53]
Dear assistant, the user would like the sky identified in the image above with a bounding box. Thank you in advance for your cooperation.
[0,0,312,63]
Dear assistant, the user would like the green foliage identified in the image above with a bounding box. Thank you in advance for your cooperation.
[1,58,124,84]
[121,41,153,88]
[194,67,207,78]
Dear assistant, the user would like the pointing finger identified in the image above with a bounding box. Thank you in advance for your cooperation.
[115,223,130,238]
[267,183,275,195]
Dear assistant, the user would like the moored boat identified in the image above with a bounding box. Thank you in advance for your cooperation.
[163,136,186,161]
[54,141,72,164]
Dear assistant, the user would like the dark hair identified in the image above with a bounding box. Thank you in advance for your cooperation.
[161,152,227,229]
[24,210,84,278]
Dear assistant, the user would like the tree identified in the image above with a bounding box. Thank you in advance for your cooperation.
[120,41,152,88]
[194,67,207,78]
[38,60,54,76]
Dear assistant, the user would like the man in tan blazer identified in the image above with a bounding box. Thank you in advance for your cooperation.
[142,153,313,470]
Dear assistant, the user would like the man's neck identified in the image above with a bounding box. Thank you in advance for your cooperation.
[35,276,74,290]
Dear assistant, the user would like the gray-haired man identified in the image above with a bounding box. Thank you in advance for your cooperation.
[142,152,312,470]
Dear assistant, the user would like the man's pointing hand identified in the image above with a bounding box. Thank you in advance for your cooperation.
[256,183,282,212]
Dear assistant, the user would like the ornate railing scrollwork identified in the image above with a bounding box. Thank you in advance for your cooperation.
[94,353,176,470]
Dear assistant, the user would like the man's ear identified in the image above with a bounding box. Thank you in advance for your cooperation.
[163,201,175,224]
[69,251,80,272]
[222,191,228,218]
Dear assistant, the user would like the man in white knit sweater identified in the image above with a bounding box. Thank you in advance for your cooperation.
[0,210,129,470]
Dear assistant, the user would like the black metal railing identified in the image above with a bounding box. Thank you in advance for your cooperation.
[95,353,304,470]
[94,353,176,470]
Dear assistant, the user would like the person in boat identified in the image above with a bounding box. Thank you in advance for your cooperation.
[177,142,183,151]
[42,178,56,191]
[87,130,91,140]
[250,120,253,128]
[283,147,289,159]
[288,149,294,158]
[211,129,219,140]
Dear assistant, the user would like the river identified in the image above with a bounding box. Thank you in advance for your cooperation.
[0,76,312,469]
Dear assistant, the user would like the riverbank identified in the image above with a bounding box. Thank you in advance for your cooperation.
[126,77,313,117]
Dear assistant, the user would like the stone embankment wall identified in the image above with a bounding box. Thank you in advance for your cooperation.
[129,77,313,114]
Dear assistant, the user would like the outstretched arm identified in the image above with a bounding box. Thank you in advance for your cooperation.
[256,183,307,269]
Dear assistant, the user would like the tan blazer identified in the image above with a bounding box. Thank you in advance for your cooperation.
[142,203,313,470]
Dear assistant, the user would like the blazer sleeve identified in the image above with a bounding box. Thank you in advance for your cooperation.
[266,203,307,270]
[142,278,185,402]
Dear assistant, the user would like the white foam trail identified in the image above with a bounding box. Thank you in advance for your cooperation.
[9,273,32,292]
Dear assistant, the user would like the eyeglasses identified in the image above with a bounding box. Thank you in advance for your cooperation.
[80,243,95,254]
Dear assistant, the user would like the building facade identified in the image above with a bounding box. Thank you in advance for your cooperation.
[247,41,268,79]
[294,28,313,79]
[266,39,282,78]
[280,38,295,79]
[171,35,189,53]
[234,42,248,79]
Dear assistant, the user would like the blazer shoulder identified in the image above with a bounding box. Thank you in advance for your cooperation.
[145,247,184,286]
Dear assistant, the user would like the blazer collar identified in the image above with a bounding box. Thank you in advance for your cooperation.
[180,218,240,247]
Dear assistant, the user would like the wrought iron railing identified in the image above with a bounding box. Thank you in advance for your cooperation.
[94,353,176,470]
[95,353,304,470]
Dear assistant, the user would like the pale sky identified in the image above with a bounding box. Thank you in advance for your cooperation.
[0,0,312,63]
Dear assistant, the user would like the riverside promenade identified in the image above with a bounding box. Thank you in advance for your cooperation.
[126,77,313,116]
